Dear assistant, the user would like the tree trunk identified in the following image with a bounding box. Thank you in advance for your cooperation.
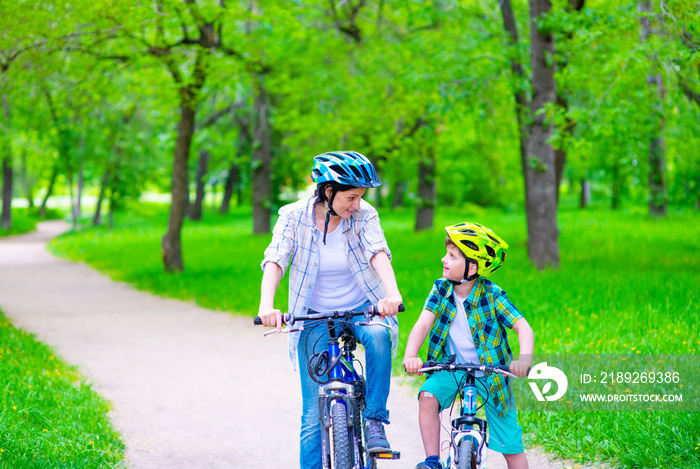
[554,0,586,206]
[162,104,197,272]
[40,166,58,218]
[191,150,209,221]
[611,158,621,210]
[639,1,668,217]
[20,148,34,209]
[1,95,11,230]
[220,162,239,214]
[525,0,560,270]
[74,163,84,228]
[251,79,272,235]
[579,178,590,208]
[1,156,11,231]
[391,181,406,209]
[93,168,111,226]
[415,143,436,232]
[499,0,529,204]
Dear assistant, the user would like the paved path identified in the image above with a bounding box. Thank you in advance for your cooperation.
[0,221,577,469]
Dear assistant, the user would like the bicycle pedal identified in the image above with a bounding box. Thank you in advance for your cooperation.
[370,450,400,460]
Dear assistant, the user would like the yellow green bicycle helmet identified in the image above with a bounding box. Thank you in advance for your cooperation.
[445,222,508,279]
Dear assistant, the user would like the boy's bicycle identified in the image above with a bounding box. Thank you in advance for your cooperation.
[418,356,516,469]
[254,305,402,469]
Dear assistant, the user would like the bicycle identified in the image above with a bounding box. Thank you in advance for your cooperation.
[254,305,402,469]
[418,356,517,469]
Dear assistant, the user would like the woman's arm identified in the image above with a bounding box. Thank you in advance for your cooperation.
[259,262,283,331]
[370,250,403,316]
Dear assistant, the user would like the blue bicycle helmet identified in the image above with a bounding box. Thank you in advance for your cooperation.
[311,151,381,188]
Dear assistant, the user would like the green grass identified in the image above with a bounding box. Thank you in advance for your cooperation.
[49,200,700,468]
[0,310,125,468]
[0,208,64,239]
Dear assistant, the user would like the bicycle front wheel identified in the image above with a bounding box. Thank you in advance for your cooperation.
[331,401,352,469]
[457,439,476,469]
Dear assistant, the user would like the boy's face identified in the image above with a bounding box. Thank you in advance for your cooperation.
[442,245,466,282]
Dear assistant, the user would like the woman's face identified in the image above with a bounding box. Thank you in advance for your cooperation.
[327,187,367,219]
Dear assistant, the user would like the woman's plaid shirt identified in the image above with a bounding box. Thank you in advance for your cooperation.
[261,196,398,369]
[424,277,524,417]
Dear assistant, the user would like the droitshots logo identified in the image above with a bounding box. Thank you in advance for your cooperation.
[527,362,569,401]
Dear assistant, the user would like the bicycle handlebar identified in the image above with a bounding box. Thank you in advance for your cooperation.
[253,304,405,327]
[418,359,514,377]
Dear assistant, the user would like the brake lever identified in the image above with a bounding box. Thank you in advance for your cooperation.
[493,368,518,378]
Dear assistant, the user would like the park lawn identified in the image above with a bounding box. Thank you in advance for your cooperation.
[50,201,700,469]
[0,208,64,239]
[0,310,125,468]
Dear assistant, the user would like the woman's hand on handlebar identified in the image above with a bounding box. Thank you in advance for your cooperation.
[258,306,283,332]
[403,356,424,375]
[377,295,403,317]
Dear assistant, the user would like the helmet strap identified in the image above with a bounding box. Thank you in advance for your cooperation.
[322,187,339,245]
[448,260,478,285]
[464,260,479,282]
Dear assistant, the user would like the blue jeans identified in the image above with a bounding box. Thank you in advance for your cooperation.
[297,311,392,469]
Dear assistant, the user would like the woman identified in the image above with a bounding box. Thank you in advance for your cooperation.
[258,151,403,469]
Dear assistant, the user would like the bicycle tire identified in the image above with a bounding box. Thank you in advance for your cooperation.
[457,439,476,469]
[331,402,352,469]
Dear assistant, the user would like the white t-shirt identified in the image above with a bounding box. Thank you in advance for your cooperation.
[446,291,483,376]
[308,225,368,312]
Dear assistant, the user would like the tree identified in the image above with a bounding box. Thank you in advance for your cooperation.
[639,0,668,217]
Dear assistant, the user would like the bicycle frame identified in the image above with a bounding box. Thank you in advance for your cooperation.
[318,318,367,469]
[448,372,488,469]
[255,306,401,469]
[418,359,516,469]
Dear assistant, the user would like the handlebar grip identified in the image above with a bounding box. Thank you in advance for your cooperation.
[367,304,405,315]
[253,317,262,325]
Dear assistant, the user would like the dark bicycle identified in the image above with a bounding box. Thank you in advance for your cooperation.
[418,356,516,469]
[255,305,402,469]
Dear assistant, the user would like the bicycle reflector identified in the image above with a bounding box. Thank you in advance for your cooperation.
[372,451,401,460]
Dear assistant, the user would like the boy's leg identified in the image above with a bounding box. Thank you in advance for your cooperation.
[298,323,331,469]
[416,370,463,469]
[503,453,529,469]
[418,391,441,457]
[476,377,527,469]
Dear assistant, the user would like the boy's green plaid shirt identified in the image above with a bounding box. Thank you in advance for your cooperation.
[424,277,524,417]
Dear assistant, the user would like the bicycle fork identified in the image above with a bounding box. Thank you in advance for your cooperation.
[449,379,488,468]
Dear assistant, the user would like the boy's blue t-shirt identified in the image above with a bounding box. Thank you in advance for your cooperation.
[423,277,524,416]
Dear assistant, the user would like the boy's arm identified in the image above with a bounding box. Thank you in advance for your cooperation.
[402,310,436,374]
[510,317,534,378]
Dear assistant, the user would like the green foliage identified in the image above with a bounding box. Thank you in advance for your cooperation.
[0,310,125,468]
[0,208,63,239]
[50,199,700,467]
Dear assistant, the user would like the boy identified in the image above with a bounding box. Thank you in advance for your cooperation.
[403,222,534,469]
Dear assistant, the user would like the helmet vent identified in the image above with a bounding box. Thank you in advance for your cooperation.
[460,240,479,252]
[485,245,496,258]
[487,234,500,244]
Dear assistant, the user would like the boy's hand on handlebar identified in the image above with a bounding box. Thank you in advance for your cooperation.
[377,295,403,317]
[403,356,424,375]
[509,359,530,378]
[258,307,283,332]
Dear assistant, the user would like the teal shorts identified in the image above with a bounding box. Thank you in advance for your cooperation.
[419,370,524,455]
